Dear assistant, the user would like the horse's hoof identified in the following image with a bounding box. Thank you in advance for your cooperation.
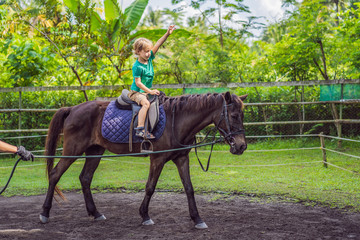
[195,222,208,229]
[95,215,106,221]
[142,219,155,225]
[39,214,49,224]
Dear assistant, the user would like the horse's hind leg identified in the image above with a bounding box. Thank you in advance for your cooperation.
[80,146,105,220]
[40,157,77,223]
[173,154,208,229]
[139,158,165,225]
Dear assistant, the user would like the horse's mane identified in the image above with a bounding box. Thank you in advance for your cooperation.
[159,92,244,112]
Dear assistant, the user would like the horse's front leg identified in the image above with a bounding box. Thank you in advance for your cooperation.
[173,154,208,229]
[139,158,165,225]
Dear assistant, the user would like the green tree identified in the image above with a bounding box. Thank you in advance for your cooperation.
[172,0,250,48]
[336,2,360,77]
[266,0,339,81]
[140,6,163,27]
[4,0,157,99]
[161,8,185,27]
[261,20,289,44]
[4,40,56,87]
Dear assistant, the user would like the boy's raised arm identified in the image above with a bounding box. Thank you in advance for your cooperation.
[152,25,176,55]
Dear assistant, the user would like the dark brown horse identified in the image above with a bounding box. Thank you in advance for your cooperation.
[39,92,248,229]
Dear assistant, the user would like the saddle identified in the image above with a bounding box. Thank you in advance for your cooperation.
[115,89,160,152]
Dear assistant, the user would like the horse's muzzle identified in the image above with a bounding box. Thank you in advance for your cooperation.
[228,136,247,155]
[230,143,247,155]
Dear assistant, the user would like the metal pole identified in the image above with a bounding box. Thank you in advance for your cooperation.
[338,84,344,148]
[319,132,327,168]
[301,86,305,134]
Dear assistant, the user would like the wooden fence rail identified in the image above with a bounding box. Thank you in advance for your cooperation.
[1,120,359,134]
[1,80,359,147]
[1,79,359,93]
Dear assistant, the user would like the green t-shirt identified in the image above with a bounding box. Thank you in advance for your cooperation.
[131,51,155,93]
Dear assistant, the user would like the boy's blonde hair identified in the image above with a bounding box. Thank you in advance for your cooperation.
[133,38,153,55]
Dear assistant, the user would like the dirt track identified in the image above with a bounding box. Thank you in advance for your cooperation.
[0,192,359,239]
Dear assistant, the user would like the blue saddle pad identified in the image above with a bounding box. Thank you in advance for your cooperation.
[101,101,166,143]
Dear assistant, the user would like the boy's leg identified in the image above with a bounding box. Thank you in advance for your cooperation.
[128,91,148,128]
[127,91,155,139]
[138,98,150,128]
[137,98,155,139]
[137,99,155,139]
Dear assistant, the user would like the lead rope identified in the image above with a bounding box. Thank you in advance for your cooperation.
[0,157,22,195]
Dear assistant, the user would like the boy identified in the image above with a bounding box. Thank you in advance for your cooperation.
[0,140,34,161]
[128,25,176,139]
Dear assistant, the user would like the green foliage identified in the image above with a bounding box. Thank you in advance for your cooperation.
[0,0,358,88]
[104,0,120,21]
[4,39,56,87]
[124,0,148,31]
[261,0,360,80]
[186,0,252,47]
[336,3,360,76]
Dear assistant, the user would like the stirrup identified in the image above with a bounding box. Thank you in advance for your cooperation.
[140,139,153,153]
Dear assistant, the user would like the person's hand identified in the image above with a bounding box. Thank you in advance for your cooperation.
[16,146,34,161]
[167,25,176,35]
[150,89,160,95]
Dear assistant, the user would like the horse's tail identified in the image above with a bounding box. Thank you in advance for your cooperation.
[45,107,72,201]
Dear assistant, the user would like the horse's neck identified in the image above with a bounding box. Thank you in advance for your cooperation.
[173,101,221,143]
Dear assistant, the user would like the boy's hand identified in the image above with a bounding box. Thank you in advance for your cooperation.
[149,89,160,95]
[167,25,176,35]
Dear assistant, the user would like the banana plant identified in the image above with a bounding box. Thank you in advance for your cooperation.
[63,0,190,83]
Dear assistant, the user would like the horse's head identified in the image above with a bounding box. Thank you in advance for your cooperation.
[214,92,248,155]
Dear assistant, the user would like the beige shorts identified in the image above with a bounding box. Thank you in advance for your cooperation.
[128,90,148,105]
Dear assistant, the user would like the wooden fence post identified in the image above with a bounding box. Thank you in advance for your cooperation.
[319,132,327,168]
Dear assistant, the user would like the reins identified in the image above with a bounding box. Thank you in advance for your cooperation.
[0,157,22,195]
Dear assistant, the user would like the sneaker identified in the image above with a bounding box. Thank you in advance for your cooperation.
[135,127,145,138]
[145,132,156,140]
[135,127,155,139]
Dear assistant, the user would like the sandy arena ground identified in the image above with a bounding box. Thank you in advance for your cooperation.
[0,192,359,239]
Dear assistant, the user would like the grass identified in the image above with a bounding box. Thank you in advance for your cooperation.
[1,137,359,211]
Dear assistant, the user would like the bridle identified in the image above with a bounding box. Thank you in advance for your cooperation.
[215,99,246,144]
[171,96,246,172]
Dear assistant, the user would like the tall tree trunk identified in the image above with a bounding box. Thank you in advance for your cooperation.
[70,66,89,101]
[317,39,329,80]
[318,40,329,80]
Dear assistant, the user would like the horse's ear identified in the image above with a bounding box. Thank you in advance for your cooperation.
[239,94,248,101]
[224,91,232,103]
